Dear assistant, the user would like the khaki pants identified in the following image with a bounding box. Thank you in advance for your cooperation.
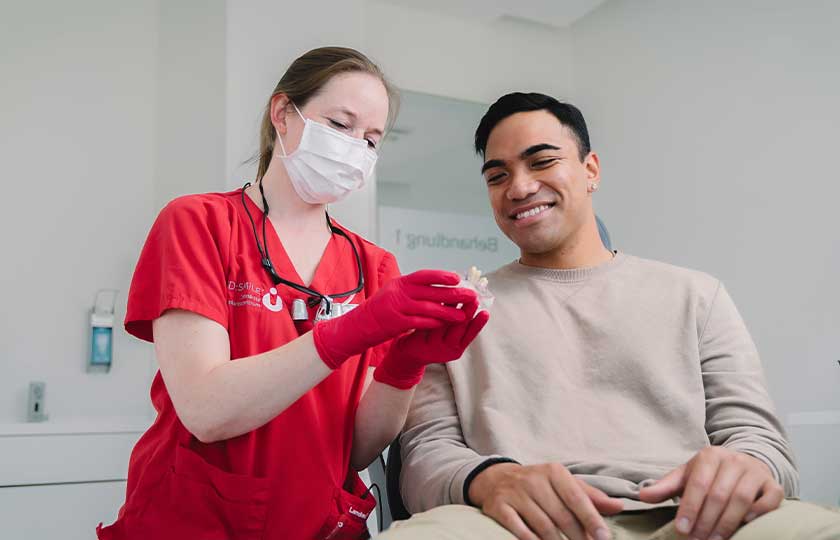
[378,501,840,540]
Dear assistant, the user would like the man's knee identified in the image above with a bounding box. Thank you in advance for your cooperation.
[379,505,516,540]
[733,500,840,540]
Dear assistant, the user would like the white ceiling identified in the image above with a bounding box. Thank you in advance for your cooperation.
[374,0,608,29]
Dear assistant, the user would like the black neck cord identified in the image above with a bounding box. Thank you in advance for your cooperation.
[240,181,365,313]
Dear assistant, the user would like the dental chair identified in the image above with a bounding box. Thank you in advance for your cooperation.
[370,216,613,531]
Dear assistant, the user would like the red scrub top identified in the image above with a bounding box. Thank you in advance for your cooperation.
[97,189,399,540]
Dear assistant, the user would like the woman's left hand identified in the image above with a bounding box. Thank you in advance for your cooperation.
[373,304,490,389]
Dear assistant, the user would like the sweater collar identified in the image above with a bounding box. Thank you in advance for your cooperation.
[504,251,627,283]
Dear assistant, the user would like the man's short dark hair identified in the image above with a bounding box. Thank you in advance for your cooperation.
[474,92,591,161]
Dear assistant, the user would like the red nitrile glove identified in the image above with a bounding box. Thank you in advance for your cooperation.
[312,269,479,369]
[373,304,490,389]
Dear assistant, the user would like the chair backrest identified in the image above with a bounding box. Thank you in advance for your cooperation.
[365,451,390,532]
[596,214,612,251]
[386,438,411,520]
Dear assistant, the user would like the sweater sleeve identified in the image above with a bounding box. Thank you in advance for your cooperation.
[700,282,799,496]
[399,362,515,512]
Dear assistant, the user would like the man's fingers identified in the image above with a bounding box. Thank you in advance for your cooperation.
[546,504,588,540]
[549,468,612,540]
[674,456,720,536]
[745,480,785,523]
[707,472,766,540]
[490,503,541,540]
[638,464,687,503]
[690,459,745,540]
[513,497,565,540]
[579,480,624,516]
[524,475,588,540]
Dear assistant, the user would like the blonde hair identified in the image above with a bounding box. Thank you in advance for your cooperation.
[253,46,399,182]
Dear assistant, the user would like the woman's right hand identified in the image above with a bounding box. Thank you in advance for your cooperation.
[313,269,478,369]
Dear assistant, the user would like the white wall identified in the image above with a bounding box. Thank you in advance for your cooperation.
[224,0,573,239]
[0,0,227,427]
[379,206,520,274]
[0,0,159,425]
[571,0,840,415]
[570,0,840,502]
[364,1,571,105]
[6,0,835,523]
[224,0,370,234]
[1,2,226,536]
[155,0,227,209]
[0,0,573,469]
[376,91,491,216]
[225,0,365,187]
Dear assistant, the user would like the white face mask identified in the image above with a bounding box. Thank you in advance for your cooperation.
[276,103,378,204]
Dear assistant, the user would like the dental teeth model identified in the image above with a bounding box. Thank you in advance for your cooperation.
[462,266,494,311]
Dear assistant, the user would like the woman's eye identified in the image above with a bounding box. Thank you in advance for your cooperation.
[329,119,349,130]
[366,138,377,149]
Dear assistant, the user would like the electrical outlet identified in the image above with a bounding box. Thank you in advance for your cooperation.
[27,381,48,422]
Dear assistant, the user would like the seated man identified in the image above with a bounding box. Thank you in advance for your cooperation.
[379,93,840,540]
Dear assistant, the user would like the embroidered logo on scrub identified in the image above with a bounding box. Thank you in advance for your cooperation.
[227,280,283,312]
[261,288,283,312]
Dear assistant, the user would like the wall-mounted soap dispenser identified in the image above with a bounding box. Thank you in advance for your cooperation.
[88,289,118,373]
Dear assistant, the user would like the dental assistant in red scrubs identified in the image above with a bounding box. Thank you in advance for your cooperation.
[96,46,489,540]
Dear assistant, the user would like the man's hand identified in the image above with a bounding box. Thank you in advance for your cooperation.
[469,462,624,540]
[639,447,784,540]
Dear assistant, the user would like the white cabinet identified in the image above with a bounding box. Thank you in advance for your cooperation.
[0,481,127,540]
[0,419,148,540]
[0,419,396,537]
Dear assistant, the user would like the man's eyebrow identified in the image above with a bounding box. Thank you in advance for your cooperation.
[481,144,562,173]
[520,143,561,158]
[481,159,506,174]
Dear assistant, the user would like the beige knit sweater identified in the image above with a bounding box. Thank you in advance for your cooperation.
[399,252,797,513]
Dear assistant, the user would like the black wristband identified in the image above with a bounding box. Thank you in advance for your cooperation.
[463,457,520,507]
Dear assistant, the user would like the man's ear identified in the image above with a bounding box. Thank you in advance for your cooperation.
[584,151,601,184]
[269,93,292,135]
